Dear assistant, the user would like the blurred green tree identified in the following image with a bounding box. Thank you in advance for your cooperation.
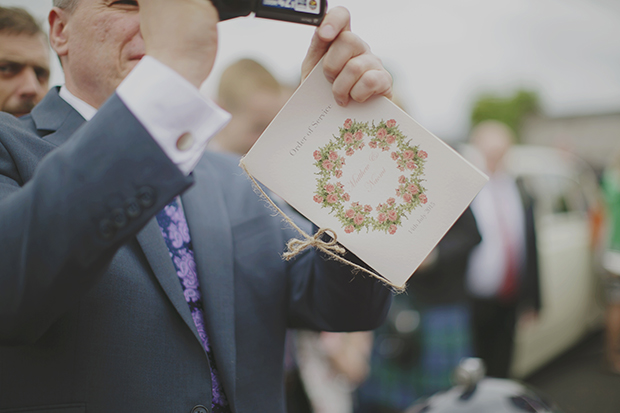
[470,89,539,142]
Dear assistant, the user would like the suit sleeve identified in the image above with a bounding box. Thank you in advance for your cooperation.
[286,228,392,332]
[0,95,193,345]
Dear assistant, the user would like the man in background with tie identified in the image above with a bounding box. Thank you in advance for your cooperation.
[0,0,392,412]
[465,120,541,378]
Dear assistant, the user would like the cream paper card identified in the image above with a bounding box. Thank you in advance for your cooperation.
[243,62,488,288]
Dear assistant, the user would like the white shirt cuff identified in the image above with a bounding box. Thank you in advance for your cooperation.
[116,56,231,175]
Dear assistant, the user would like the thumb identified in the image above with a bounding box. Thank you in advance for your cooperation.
[301,6,351,81]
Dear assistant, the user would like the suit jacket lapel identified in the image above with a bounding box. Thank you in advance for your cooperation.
[136,220,203,345]
[181,157,237,409]
[30,87,86,146]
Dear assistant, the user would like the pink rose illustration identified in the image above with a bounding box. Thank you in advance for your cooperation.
[364,204,373,213]
[313,150,322,161]
[418,150,428,159]
[377,128,387,140]
[396,188,401,196]
[387,197,395,205]
[344,132,353,143]
[408,184,419,194]
[404,150,415,160]
[378,212,387,223]
[382,146,389,151]
[369,141,377,148]
[344,118,352,129]
[397,165,405,171]
[327,194,338,204]
[354,214,365,226]
[346,148,355,156]
[406,161,416,170]
[337,182,344,188]
[398,175,406,184]
[389,224,397,235]
[403,193,413,203]
[354,131,363,141]
[345,225,355,234]
[386,135,395,144]
[324,183,335,193]
[335,170,343,178]
[391,152,399,161]
[388,210,398,221]
[340,157,346,165]
[345,209,355,218]
[342,193,351,201]
[386,119,397,128]
[313,195,323,203]
[420,194,428,204]
[322,160,333,170]
[329,151,338,161]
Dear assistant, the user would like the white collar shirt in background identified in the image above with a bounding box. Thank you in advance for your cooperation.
[466,172,527,298]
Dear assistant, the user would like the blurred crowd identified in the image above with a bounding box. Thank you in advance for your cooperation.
[2,4,618,413]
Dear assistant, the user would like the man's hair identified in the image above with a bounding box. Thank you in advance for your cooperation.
[53,0,79,13]
[0,6,44,36]
[217,58,281,112]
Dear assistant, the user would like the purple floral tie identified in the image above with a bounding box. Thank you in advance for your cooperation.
[156,197,231,412]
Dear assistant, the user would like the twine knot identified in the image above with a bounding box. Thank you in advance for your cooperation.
[238,157,405,293]
[283,228,346,261]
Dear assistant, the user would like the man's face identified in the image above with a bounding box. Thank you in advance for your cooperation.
[57,0,144,108]
[0,32,50,117]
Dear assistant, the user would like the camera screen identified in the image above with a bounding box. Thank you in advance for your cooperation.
[260,0,322,15]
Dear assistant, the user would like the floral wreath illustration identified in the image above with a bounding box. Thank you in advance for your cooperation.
[313,118,428,235]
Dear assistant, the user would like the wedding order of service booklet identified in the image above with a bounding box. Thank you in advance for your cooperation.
[242,61,488,289]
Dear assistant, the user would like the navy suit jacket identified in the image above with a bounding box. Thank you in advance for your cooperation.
[0,88,390,412]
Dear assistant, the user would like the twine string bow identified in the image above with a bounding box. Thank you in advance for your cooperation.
[239,157,405,293]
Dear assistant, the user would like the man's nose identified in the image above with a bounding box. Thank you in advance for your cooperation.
[17,67,45,98]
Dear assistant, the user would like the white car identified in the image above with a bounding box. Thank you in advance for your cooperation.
[503,145,605,378]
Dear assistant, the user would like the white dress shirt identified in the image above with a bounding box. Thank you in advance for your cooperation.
[466,172,527,298]
[59,56,231,176]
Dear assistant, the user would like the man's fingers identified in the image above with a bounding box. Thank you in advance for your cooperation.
[349,69,393,103]
[301,6,351,80]
[330,53,392,106]
[322,31,369,84]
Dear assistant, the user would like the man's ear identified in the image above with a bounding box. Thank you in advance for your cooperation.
[49,7,70,59]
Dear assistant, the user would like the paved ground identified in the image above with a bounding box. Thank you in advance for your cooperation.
[524,330,620,413]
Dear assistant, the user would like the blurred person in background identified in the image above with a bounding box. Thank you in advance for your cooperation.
[601,147,620,374]
[354,209,481,413]
[210,58,291,155]
[295,330,374,413]
[0,6,49,117]
[465,120,541,378]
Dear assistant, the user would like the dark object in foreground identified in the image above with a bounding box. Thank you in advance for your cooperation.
[213,0,327,25]
[406,358,563,413]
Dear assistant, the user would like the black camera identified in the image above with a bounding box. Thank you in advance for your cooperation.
[211,0,327,26]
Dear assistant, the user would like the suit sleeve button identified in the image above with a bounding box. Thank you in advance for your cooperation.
[124,197,141,219]
[190,405,208,413]
[137,186,156,208]
[99,219,116,240]
[110,208,127,228]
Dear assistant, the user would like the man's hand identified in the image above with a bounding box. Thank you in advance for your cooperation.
[138,0,219,88]
[301,7,393,107]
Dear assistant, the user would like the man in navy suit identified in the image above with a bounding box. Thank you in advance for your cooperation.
[0,0,392,412]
